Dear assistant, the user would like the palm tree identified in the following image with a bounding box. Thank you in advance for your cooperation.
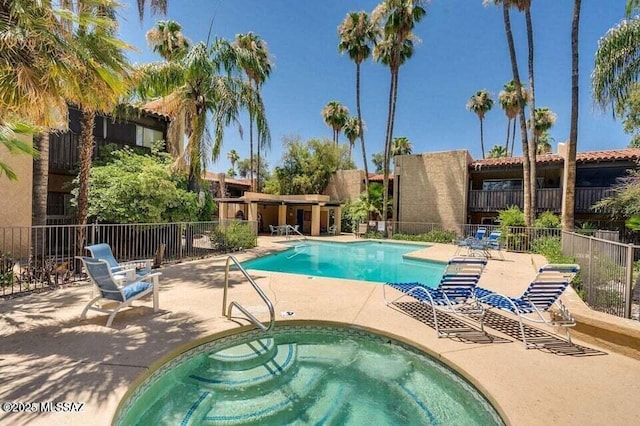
[227,149,240,174]
[529,107,557,138]
[233,32,272,192]
[391,136,413,156]
[372,0,427,228]
[536,131,554,154]
[466,90,494,159]
[484,0,533,226]
[133,40,269,193]
[563,0,581,231]
[497,80,529,156]
[342,116,361,163]
[135,0,168,21]
[321,101,350,144]
[488,145,508,158]
[146,20,190,62]
[627,0,640,15]
[338,11,380,201]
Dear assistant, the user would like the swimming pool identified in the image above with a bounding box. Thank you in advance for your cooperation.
[242,241,445,285]
[115,324,504,425]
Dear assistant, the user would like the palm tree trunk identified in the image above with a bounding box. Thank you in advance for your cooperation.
[249,109,254,192]
[480,118,485,159]
[382,68,396,233]
[356,63,370,204]
[526,8,537,226]
[76,110,95,258]
[32,133,49,260]
[503,4,532,226]
[563,0,581,231]
[510,118,517,156]
[505,118,511,155]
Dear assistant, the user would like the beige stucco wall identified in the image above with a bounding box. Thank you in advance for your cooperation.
[324,170,365,202]
[394,150,471,232]
[0,134,33,257]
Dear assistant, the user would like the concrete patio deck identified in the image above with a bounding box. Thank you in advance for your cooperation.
[1,236,640,425]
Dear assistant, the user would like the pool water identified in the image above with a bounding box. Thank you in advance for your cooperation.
[242,241,445,285]
[115,325,504,425]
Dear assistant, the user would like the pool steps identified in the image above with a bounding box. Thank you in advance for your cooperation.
[174,340,434,425]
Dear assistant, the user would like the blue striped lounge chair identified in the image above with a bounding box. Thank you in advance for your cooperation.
[474,263,580,349]
[383,257,488,338]
[86,243,152,281]
[78,256,161,327]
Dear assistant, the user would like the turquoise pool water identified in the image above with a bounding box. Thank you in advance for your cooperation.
[115,325,504,425]
[242,241,445,285]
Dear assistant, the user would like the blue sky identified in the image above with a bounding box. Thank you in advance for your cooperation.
[118,0,630,173]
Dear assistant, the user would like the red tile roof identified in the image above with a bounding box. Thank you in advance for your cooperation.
[470,148,640,169]
[368,173,393,182]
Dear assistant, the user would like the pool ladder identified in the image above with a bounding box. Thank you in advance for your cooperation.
[222,255,275,332]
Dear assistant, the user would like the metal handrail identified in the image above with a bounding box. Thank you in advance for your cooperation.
[222,255,275,332]
[284,224,306,242]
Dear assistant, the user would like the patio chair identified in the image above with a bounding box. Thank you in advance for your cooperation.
[468,230,504,259]
[454,228,487,255]
[269,225,278,236]
[77,256,160,327]
[474,263,580,349]
[328,225,337,235]
[85,243,152,281]
[383,256,488,337]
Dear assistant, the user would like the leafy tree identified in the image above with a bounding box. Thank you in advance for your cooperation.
[372,152,385,173]
[391,136,413,156]
[488,145,508,158]
[233,32,272,191]
[321,101,350,144]
[75,147,200,223]
[534,211,560,229]
[593,170,640,219]
[237,158,251,179]
[235,154,269,188]
[373,0,427,226]
[272,136,351,195]
[466,90,493,158]
[342,116,361,163]
[146,20,190,61]
[338,11,379,202]
[132,38,269,193]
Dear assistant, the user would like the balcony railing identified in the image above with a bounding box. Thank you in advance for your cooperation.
[49,132,149,171]
[468,187,614,213]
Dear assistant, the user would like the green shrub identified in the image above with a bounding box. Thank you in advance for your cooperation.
[534,211,560,228]
[531,236,584,297]
[391,230,458,243]
[212,222,257,252]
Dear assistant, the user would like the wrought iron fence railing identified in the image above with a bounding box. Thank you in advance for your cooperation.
[0,220,257,298]
[562,231,637,319]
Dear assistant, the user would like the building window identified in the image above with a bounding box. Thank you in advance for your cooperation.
[482,179,523,191]
[136,126,164,148]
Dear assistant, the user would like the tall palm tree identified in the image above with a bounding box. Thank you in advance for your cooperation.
[536,131,553,154]
[342,116,361,163]
[466,90,494,159]
[146,20,189,62]
[562,0,581,231]
[627,0,640,15]
[372,0,427,228]
[529,107,557,137]
[498,80,529,156]
[484,0,533,226]
[338,11,380,201]
[391,136,413,156]
[133,40,269,193]
[233,32,272,192]
[321,101,350,144]
[227,149,240,174]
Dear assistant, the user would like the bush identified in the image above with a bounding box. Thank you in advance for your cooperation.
[391,229,458,243]
[534,211,560,228]
[0,253,14,287]
[531,236,584,297]
[211,222,257,252]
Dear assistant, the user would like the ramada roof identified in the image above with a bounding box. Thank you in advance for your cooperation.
[202,171,251,187]
[469,148,640,169]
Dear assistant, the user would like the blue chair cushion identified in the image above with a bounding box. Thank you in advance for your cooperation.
[122,281,152,300]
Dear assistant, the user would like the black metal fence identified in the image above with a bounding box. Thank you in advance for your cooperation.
[0,220,257,297]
